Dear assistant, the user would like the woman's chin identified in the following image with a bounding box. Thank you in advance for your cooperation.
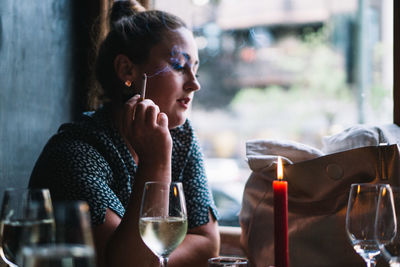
[168,116,187,129]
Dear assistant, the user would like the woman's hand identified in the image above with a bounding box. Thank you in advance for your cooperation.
[120,95,173,171]
[102,95,174,267]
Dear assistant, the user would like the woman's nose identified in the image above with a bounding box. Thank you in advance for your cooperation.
[184,71,201,92]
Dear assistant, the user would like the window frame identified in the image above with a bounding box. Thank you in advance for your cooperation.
[394,0,399,125]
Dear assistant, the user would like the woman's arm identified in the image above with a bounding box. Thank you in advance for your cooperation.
[113,161,175,267]
[93,152,220,267]
[94,156,171,267]
[94,96,174,266]
[93,97,220,266]
[168,211,220,267]
[93,208,219,267]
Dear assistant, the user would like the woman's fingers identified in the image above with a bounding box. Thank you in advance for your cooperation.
[144,104,160,125]
[134,99,163,127]
[123,97,167,130]
[120,96,171,164]
[157,112,168,128]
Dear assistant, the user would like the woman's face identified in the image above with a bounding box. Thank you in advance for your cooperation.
[139,27,201,129]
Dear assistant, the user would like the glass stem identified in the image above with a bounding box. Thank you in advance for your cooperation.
[160,257,168,267]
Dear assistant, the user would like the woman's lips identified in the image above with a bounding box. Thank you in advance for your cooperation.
[177,97,191,109]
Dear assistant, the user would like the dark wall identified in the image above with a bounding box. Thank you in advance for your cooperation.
[0,1,84,192]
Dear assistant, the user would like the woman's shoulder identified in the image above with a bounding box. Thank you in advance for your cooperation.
[39,106,119,164]
[53,105,119,147]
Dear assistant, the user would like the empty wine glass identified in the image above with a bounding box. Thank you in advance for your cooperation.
[139,181,188,267]
[0,188,55,267]
[19,201,96,267]
[346,183,382,267]
[375,185,400,267]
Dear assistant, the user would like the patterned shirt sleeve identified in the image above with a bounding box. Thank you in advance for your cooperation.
[30,135,125,225]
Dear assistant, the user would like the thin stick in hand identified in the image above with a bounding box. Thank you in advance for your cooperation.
[140,73,147,101]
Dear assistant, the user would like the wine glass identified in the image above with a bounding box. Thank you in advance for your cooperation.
[346,183,382,267]
[139,181,188,267]
[208,256,249,266]
[375,185,400,266]
[0,188,55,267]
[19,201,96,267]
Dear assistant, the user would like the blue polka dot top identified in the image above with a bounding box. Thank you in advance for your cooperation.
[29,104,219,229]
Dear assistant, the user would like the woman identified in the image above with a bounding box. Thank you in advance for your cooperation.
[29,1,220,266]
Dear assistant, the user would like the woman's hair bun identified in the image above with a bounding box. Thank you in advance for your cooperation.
[110,0,146,26]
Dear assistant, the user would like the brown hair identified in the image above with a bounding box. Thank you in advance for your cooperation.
[90,0,187,107]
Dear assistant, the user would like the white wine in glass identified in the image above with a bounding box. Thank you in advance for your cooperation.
[375,185,400,267]
[0,188,55,267]
[346,183,382,267]
[139,182,187,267]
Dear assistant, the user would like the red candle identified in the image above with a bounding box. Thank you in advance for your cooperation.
[273,156,289,267]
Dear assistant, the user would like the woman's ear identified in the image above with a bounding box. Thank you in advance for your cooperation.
[114,54,137,83]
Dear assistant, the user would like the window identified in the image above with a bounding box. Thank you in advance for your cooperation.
[155,0,394,226]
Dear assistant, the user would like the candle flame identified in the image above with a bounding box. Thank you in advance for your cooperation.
[173,185,178,197]
[277,156,283,180]
[382,186,387,197]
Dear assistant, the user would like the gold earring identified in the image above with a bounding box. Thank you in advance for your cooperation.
[125,80,132,87]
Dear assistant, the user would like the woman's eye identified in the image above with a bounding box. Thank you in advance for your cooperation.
[171,62,185,72]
